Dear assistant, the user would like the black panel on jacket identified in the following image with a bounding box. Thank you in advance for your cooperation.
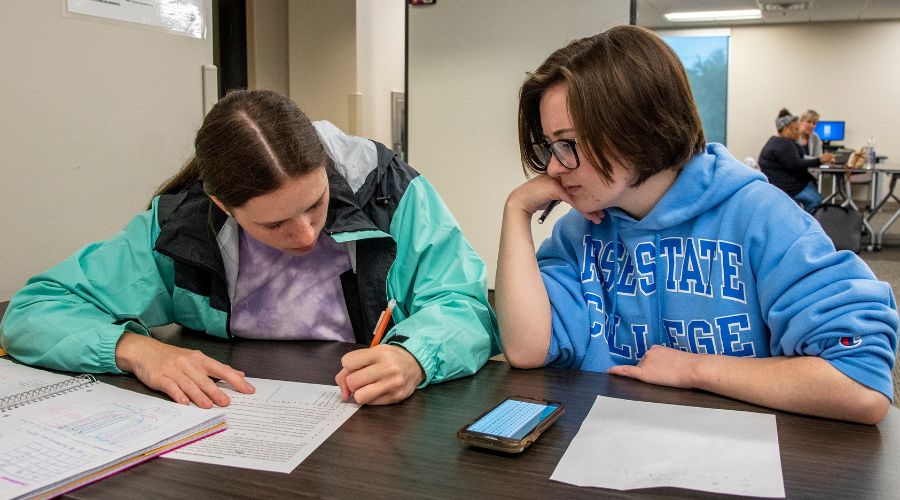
[351,237,397,343]
[154,182,231,315]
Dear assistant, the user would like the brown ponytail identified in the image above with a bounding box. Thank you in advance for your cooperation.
[154,157,203,201]
[151,90,326,208]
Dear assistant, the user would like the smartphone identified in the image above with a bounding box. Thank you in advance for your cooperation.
[457,396,564,453]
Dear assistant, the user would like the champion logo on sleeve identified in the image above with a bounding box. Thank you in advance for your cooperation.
[839,336,862,348]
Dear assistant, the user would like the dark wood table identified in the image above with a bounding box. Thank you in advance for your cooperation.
[1,302,898,499]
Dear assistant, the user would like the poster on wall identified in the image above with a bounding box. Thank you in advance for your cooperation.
[66,0,206,38]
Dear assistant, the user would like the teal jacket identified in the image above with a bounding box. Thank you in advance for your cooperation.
[0,122,500,386]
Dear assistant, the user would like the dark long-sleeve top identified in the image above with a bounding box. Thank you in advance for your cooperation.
[758,136,820,196]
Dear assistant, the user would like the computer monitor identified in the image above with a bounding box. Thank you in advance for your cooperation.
[815,121,845,143]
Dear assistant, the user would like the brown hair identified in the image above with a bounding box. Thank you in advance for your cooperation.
[153,90,326,208]
[518,25,705,186]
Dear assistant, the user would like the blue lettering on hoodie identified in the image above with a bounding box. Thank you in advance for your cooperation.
[577,234,755,361]
[578,237,746,302]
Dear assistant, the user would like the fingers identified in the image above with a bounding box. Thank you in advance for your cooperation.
[157,376,191,405]
[141,347,251,408]
[607,364,641,380]
[353,379,407,405]
[342,363,387,396]
[337,346,422,405]
[339,348,379,372]
[339,357,390,404]
[347,367,412,405]
[581,210,605,225]
[335,368,351,401]
[171,354,245,407]
[169,370,220,408]
[335,350,379,402]
[205,359,255,395]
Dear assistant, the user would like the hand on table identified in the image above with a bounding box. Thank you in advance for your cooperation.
[335,344,424,405]
[115,332,255,408]
[607,344,698,389]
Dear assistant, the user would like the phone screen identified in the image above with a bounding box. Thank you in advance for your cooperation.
[465,398,560,439]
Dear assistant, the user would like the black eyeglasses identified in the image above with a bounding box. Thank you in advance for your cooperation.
[531,139,580,171]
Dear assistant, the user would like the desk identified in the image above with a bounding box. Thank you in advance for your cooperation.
[814,164,900,250]
[870,165,900,249]
[18,324,886,500]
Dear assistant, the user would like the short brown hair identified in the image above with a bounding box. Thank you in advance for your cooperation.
[518,25,705,186]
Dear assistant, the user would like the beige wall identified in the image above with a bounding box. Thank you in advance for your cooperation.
[247,0,289,94]
[0,2,212,301]
[251,1,403,145]
[727,20,900,163]
[288,0,357,131]
[356,0,405,146]
[408,0,630,288]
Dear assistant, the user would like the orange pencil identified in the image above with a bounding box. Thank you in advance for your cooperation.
[369,299,396,347]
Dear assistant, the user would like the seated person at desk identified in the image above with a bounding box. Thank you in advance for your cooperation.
[495,26,898,424]
[0,90,499,408]
[798,109,823,159]
[758,109,833,214]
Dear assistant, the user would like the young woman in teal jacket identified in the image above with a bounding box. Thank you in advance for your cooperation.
[0,90,499,407]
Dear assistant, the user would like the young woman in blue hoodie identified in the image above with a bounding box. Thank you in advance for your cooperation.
[496,25,897,424]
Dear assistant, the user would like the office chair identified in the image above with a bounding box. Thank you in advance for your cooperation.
[849,171,875,211]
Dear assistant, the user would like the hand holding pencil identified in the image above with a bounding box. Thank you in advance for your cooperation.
[335,298,423,404]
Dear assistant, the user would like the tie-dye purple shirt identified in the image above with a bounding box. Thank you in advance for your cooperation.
[229,229,355,341]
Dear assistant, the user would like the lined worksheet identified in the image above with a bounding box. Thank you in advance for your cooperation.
[164,377,360,473]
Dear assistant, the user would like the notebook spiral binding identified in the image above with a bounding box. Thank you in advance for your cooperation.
[0,374,98,412]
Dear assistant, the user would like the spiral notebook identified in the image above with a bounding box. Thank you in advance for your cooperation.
[0,358,227,500]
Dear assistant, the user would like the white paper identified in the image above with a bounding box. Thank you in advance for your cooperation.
[67,0,206,38]
[551,395,784,498]
[164,377,360,473]
[0,358,70,398]
[0,359,225,500]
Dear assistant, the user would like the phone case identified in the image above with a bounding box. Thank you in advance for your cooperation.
[457,396,565,453]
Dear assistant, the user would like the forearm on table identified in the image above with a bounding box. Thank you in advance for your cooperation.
[692,354,890,424]
[495,202,552,368]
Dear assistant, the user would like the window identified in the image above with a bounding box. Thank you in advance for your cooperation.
[662,33,729,145]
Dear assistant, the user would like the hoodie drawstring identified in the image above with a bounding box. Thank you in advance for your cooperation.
[654,232,667,347]
[608,221,619,338]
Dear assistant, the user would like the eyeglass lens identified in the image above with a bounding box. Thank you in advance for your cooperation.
[551,141,576,169]
[533,140,577,170]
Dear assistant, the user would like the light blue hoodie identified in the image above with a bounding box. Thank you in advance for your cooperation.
[538,143,899,399]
